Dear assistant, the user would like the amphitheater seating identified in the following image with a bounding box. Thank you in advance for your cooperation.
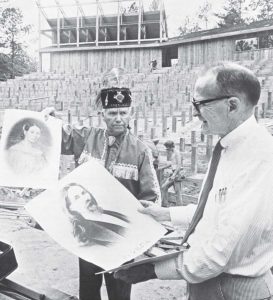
[0,60,273,206]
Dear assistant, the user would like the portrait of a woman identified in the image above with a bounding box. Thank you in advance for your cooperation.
[63,183,130,246]
[6,121,47,175]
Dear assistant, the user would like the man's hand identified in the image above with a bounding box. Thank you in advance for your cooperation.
[139,200,171,222]
[114,263,157,284]
[41,107,56,119]
[41,107,63,121]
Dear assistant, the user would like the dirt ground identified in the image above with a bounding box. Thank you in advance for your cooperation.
[1,216,188,300]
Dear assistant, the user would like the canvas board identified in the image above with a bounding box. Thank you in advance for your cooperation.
[0,109,62,189]
[25,158,167,270]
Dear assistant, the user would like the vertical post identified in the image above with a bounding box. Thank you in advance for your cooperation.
[170,103,173,116]
[135,106,139,120]
[144,116,148,133]
[117,0,120,45]
[161,106,165,120]
[39,53,42,73]
[137,0,142,44]
[175,97,179,111]
[76,7,79,47]
[189,105,193,122]
[172,116,176,133]
[96,0,99,46]
[182,93,186,105]
[268,91,272,110]
[179,137,185,152]
[38,4,42,72]
[187,92,191,103]
[98,113,102,127]
[206,135,213,160]
[191,131,196,146]
[143,102,146,118]
[162,116,167,137]
[261,102,266,118]
[159,0,163,43]
[181,111,186,127]
[153,108,157,126]
[57,8,60,48]
[77,107,81,122]
[151,127,156,140]
[191,130,198,173]
[134,119,138,136]
[68,109,71,124]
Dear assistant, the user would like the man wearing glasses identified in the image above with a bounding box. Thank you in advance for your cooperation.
[115,62,273,300]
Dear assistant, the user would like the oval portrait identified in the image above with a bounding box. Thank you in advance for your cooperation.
[5,118,52,175]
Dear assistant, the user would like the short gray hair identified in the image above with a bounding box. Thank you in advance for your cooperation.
[201,62,261,106]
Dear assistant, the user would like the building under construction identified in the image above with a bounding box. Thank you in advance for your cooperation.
[37,0,273,74]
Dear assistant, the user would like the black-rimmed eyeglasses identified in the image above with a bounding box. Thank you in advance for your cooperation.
[191,95,235,113]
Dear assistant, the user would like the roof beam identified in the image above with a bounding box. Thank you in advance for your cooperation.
[97,0,105,18]
[54,0,67,18]
[36,0,48,20]
[40,1,134,9]
[75,0,85,17]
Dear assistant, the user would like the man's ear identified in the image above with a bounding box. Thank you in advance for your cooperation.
[228,97,240,112]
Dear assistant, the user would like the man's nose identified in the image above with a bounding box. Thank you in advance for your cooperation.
[115,113,122,121]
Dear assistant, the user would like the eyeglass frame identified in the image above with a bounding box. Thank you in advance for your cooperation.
[191,95,235,113]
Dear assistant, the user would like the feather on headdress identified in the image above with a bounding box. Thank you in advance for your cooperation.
[96,67,131,109]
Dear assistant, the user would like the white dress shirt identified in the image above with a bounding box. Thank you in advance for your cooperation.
[155,116,273,283]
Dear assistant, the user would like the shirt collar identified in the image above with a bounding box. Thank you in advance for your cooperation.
[220,115,257,149]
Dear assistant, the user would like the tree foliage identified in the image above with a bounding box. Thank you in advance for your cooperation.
[149,0,160,11]
[178,16,201,36]
[215,0,249,28]
[249,0,273,20]
[197,1,212,29]
[0,7,37,80]
[177,1,212,36]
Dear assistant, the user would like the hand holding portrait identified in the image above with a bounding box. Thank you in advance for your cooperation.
[139,200,171,222]
[114,263,157,284]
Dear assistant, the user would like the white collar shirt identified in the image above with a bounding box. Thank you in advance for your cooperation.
[156,116,273,283]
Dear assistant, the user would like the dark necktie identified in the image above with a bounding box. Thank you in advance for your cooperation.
[181,140,223,245]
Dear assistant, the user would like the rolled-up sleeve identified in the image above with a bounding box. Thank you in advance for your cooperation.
[170,205,196,228]
[155,252,184,280]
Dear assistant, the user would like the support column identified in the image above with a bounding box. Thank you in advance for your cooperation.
[57,8,60,48]
[96,1,99,46]
[76,7,79,47]
[137,0,142,44]
[117,0,120,45]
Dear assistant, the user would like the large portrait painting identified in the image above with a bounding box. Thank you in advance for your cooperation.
[25,159,167,270]
[0,109,62,189]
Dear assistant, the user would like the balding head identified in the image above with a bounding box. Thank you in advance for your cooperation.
[196,62,261,107]
[192,62,260,137]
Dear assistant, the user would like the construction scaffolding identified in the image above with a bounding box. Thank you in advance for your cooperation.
[37,0,168,50]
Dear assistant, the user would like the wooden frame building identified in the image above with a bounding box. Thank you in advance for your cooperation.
[37,1,273,73]
[37,0,168,73]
